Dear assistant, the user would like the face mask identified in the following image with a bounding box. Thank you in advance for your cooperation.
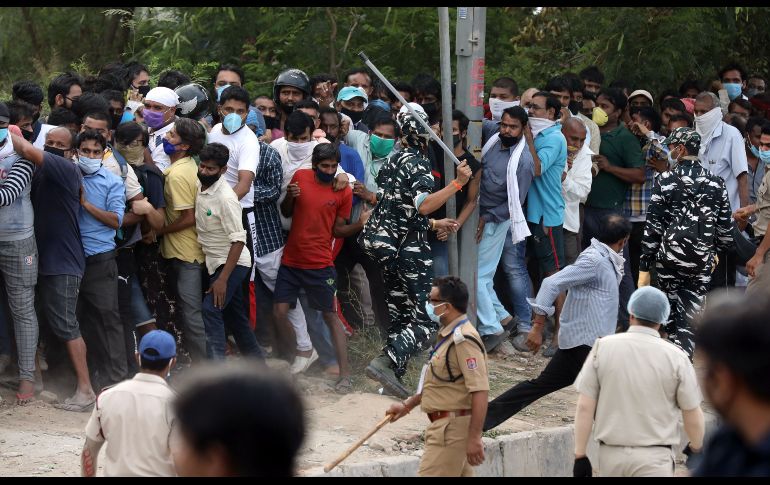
[78,155,102,175]
[162,138,180,155]
[314,168,335,183]
[216,84,231,102]
[223,112,245,134]
[197,171,221,187]
[592,106,609,127]
[424,300,447,323]
[111,113,123,130]
[746,88,759,99]
[568,99,582,116]
[499,134,519,147]
[115,143,146,166]
[264,116,279,130]
[287,141,314,161]
[668,146,681,165]
[420,102,439,121]
[723,83,743,100]
[370,134,395,158]
[341,108,363,124]
[21,129,34,142]
[143,109,166,129]
[759,149,770,165]
[453,134,462,147]
[120,110,135,125]
[0,128,7,144]
[134,85,152,98]
[489,98,519,121]
[44,145,66,158]
[749,141,761,158]
[567,145,580,162]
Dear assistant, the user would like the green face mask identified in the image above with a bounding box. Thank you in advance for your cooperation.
[370,134,395,158]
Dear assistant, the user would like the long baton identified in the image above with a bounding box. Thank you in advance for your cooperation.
[358,51,461,167]
[323,414,393,473]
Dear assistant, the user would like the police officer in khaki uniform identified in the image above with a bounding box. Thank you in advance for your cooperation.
[572,286,706,477]
[386,276,489,477]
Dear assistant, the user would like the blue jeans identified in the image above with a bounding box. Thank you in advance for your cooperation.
[299,291,337,368]
[477,220,512,336]
[430,239,449,278]
[501,227,532,333]
[170,258,208,362]
[202,265,264,360]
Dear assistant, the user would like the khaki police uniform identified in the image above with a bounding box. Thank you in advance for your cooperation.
[574,326,702,477]
[84,373,177,476]
[418,315,489,477]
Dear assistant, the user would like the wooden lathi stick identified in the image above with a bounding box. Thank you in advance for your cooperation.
[323,414,393,473]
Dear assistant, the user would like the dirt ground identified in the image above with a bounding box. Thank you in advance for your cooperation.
[0,340,579,477]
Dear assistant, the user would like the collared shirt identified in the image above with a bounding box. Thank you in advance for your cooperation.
[577,112,601,154]
[420,315,489,414]
[527,123,568,226]
[574,325,702,447]
[562,143,593,233]
[85,373,177,477]
[479,138,534,223]
[195,176,251,275]
[754,168,770,237]
[161,157,204,264]
[587,124,645,210]
[700,122,749,212]
[528,241,619,349]
[624,166,656,221]
[148,121,176,173]
[694,425,770,477]
[252,141,285,257]
[207,123,260,209]
[79,166,124,257]
[747,160,766,205]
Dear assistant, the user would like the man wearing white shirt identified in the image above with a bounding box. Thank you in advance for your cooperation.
[561,118,592,266]
[143,87,179,172]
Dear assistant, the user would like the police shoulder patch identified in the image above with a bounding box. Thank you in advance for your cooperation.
[465,357,477,370]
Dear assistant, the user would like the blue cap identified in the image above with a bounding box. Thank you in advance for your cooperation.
[627,286,670,324]
[139,330,177,361]
[369,99,390,112]
[337,86,368,102]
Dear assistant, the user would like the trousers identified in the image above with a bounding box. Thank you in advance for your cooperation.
[418,415,474,477]
[655,262,709,360]
[598,444,675,477]
[476,220,512,337]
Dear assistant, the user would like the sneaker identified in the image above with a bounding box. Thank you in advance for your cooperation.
[542,341,558,358]
[365,355,410,399]
[511,332,530,352]
[289,349,319,374]
[481,330,511,354]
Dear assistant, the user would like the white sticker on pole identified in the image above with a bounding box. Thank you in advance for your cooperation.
[459,7,468,19]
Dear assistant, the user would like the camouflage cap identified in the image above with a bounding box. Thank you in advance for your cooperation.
[663,126,701,153]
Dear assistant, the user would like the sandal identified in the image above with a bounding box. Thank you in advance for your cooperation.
[334,376,353,394]
[54,395,96,413]
[16,391,35,406]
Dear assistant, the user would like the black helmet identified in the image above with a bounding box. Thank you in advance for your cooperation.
[273,68,311,104]
[175,83,210,120]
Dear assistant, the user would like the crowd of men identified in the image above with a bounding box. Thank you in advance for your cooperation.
[0,58,769,476]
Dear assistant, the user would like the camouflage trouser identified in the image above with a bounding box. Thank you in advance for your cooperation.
[382,231,436,378]
[655,262,710,361]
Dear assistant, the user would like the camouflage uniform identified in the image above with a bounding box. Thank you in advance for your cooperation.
[360,109,436,378]
[639,128,733,359]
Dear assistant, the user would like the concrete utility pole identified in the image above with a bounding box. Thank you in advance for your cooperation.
[454,6,486,324]
[438,7,458,276]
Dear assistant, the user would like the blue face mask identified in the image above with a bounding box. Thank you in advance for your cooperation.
[223,112,244,134]
[216,84,231,102]
[0,128,7,144]
[723,83,743,101]
[759,149,770,166]
[162,138,180,155]
[315,168,335,183]
[424,300,447,323]
[78,155,102,175]
[751,144,761,158]
[120,110,135,125]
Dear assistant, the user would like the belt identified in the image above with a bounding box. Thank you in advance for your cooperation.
[599,441,672,450]
[86,250,117,264]
[427,409,472,422]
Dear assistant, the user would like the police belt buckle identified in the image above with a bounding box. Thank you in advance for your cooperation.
[427,409,472,422]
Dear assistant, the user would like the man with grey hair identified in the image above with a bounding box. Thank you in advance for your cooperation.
[693,91,748,288]
[572,286,705,477]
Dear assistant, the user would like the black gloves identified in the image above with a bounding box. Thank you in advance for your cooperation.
[573,456,593,477]
[683,442,702,470]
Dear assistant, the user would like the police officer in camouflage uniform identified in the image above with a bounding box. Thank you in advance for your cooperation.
[361,103,472,398]
[638,127,733,360]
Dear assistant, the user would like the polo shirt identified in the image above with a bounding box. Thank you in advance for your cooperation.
[195,176,251,275]
[700,122,749,212]
[207,123,260,209]
[526,123,568,226]
[84,373,177,477]
[79,165,124,257]
[586,124,645,210]
[147,121,176,172]
[161,157,204,264]
[32,153,85,276]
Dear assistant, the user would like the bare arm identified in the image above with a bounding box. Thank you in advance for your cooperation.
[456,171,480,227]
[234,170,255,201]
[80,438,104,477]
[682,406,705,451]
[466,390,488,466]
[157,208,195,235]
[602,164,646,184]
[574,393,597,457]
[333,212,370,239]
[736,171,749,208]
[9,132,44,166]
[144,207,165,232]
[121,194,145,227]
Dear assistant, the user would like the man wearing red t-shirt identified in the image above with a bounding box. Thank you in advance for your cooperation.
[274,143,370,393]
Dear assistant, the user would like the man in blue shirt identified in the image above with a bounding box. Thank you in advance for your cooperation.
[75,130,127,391]
[523,92,568,356]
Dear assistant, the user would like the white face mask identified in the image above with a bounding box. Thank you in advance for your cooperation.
[694,107,722,138]
[528,117,556,138]
[286,141,314,162]
[489,98,520,122]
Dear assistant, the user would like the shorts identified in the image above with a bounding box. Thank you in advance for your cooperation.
[274,265,337,313]
[528,221,565,275]
[38,274,82,341]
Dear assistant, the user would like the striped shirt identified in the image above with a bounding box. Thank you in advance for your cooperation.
[252,141,285,257]
[0,158,34,207]
[528,239,619,349]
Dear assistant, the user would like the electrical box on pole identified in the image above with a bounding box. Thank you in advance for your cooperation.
[454,7,485,325]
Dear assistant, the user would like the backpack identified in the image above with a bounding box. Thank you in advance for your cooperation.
[112,148,165,249]
[659,173,717,274]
